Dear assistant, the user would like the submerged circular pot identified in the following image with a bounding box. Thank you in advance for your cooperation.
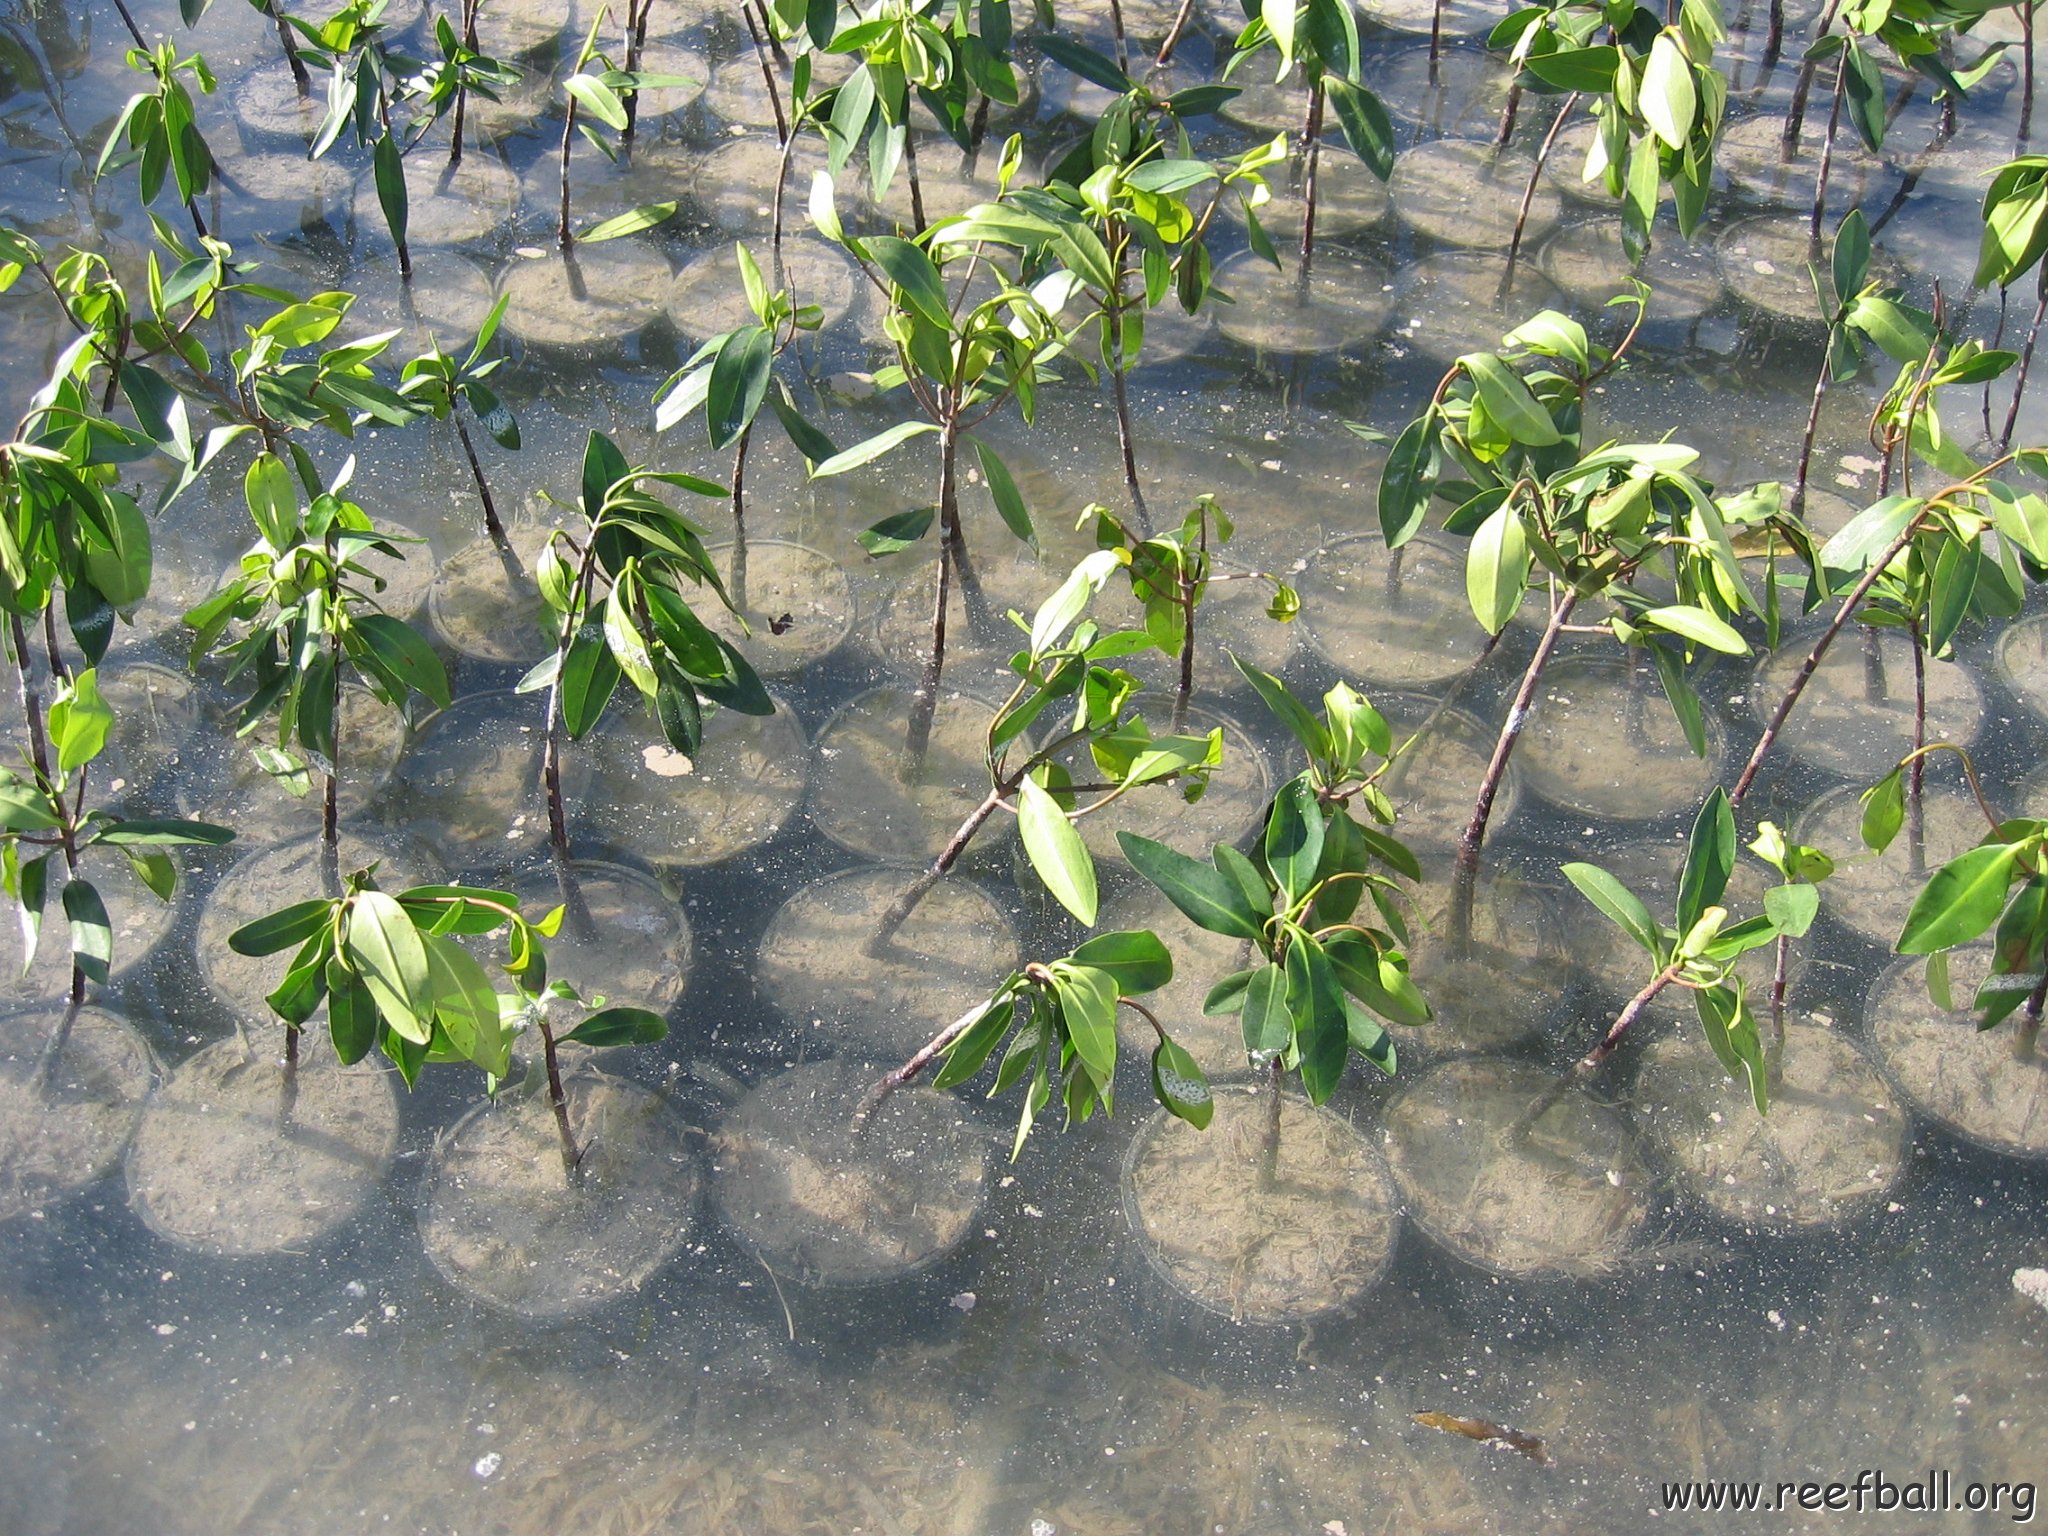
[1104,878,1255,1077]
[497,238,674,350]
[0,1004,158,1223]
[351,153,520,250]
[865,551,1063,691]
[1390,140,1560,251]
[186,682,409,848]
[1751,625,1983,786]
[711,1059,989,1287]
[754,868,1019,1059]
[96,660,207,804]
[1539,221,1725,324]
[1866,945,2048,1161]
[808,686,1005,865]
[699,539,855,680]
[1211,248,1393,355]
[381,691,552,870]
[1632,1023,1905,1231]
[1994,611,2048,723]
[1799,783,1985,949]
[417,1074,700,1318]
[1300,533,1499,692]
[665,238,860,345]
[1382,1058,1652,1280]
[425,522,561,668]
[1386,249,1565,364]
[571,697,808,872]
[1121,1080,1400,1326]
[1517,655,1726,822]
[125,1034,400,1257]
[1065,703,1270,868]
[1371,692,1519,857]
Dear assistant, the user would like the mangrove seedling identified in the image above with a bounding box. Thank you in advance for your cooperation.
[867,928,1193,1159]
[809,144,1075,755]
[867,544,1225,948]
[553,8,694,248]
[0,671,233,1078]
[1561,787,1791,1110]
[1748,817,1835,1056]
[515,429,774,864]
[397,294,522,559]
[1087,493,1299,727]
[405,4,525,169]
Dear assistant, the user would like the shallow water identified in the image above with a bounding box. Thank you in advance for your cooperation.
[5,0,2048,1531]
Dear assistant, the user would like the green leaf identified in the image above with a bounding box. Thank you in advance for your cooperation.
[372,134,408,254]
[326,957,377,1065]
[856,504,936,557]
[1832,208,1871,304]
[1053,962,1118,1081]
[810,420,939,477]
[1465,500,1529,635]
[1020,772,1098,924]
[1151,1036,1213,1128]
[350,613,451,709]
[560,624,621,739]
[1897,842,2022,954]
[49,668,114,773]
[345,888,434,1043]
[767,380,838,467]
[1228,651,1331,762]
[1563,861,1661,958]
[93,817,235,846]
[932,987,1019,1089]
[1860,769,1905,853]
[123,850,176,902]
[1763,882,1820,937]
[1378,413,1439,549]
[1119,833,1266,941]
[1676,786,1736,934]
[229,898,333,956]
[1841,38,1887,154]
[866,235,951,331]
[1239,961,1291,1059]
[971,436,1036,551]
[707,324,773,451]
[0,782,59,833]
[1697,982,1769,1114]
[1264,777,1325,906]
[565,71,629,130]
[560,1004,669,1047]
[578,201,677,242]
[1070,929,1173,995]
[62,878,112,985]
[1322,75,1394,179]
[422,931,511,1076]
[1641,604,1749,655]
[1288,934,1349,1105]
[1461,353,1561,447]
[1642,31,1698,150]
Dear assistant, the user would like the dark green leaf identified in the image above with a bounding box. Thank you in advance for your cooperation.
[1151,1035,1213,1128]
[1676,786,1736,934]
[229,897,333,956]
[1070,929,1173,995]
[560,1004,669,1047]
[1118,833,1266,941]
[1239,961,1291,1059]
[62,878,112,985]
[1897,842,2022,954]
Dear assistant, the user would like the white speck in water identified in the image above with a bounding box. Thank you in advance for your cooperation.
[1031,1521,1056,1536]
[473,1452,503,1480]
[345,1280,367,1298]
[154,1323,177,1336]
[1751,259,1775,275]
[1768,1310,1785,1328]
[948,1291,976,1313]
[478,1423,496,1436]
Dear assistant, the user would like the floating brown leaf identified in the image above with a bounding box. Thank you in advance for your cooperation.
[1412,1410,1552,1465]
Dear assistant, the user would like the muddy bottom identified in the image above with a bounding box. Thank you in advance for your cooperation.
[417,1075,700,1317]
[0,1005,157,1223]
[1123,1081,1399,1324]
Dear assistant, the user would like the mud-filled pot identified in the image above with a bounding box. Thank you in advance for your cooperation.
[1399,871,1579,1063]
[0,848,179,1013]
[1381,1057,1652,1279]
[124,1031,401,1257]
[425,522,562,669]
[1517,655,1726,821]
[1630,1022,1906,1231]
[0,1004,159,1223]
[710,1059,989,1287]
[569,695,807,871]
[1798,782,1986,949]
[808,686,1006,864]
[378,692,552,870]
[1299,533,1501,691]
[753,868,1020,1059]
[1865,945,2048,1161]
[1121,1077,1401,1326]
[1750,623,1983,785]
[1210,248,1394,355]
[416,1072,701,1317]
[698,538,855,680]
[491,859,690,1017]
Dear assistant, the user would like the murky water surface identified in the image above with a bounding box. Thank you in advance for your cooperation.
[4,0,2048,1530]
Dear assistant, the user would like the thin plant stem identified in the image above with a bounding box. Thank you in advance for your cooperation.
[1107,232,1149,531]
[742,4,790,145]
[1298,80,1325,276]
[854,994,1005,1126]
[1258,1055,1283,1192]
[2025,0,2038,145]
[1450,588,1578,938]
[1156,0,1199,63]
[1108,0,1131,74]
[557,92,580,249]
[2001,269,2048,451]
[1507,94,1578,271]
[453,409,511,555]
[536,1014,584,1179]
[1808,49,1848,243]
[1493,81,1523,149]
[905,420,963,760]
[730,419,754,611]
[1782,0,1846,152]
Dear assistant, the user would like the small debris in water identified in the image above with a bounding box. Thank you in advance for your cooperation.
[514,246,545,259]
[767,613,795,635]
[1412,1410,1551,1465]
[1031,1521,1056,1536]
[948,1291,976,1313]
[344,1279,367,1298]
[641,746,694,777]
[473,1452,502,1479]
[154,1323,177,1336]
[2012,1267,2048,1312]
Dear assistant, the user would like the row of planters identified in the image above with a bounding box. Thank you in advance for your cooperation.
[1,0,2046,1341]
